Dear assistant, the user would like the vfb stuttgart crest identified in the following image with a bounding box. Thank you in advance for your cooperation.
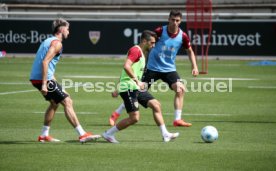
[89,31,101,45]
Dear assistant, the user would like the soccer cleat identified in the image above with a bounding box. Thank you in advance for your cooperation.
[38,135,61,142]
[163,132,180,142]
[102,132,119,143]
[109,112,120,126]
[79,132,101,143]
[173,119,192,127]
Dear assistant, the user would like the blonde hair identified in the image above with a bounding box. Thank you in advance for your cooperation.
[52,18,69,34]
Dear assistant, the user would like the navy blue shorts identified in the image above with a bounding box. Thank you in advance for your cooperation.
[31,80,68,104]
[120,90,154,113]
[142,69,181,89]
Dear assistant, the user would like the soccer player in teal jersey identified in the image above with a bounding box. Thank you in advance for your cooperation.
[30,18,100,143]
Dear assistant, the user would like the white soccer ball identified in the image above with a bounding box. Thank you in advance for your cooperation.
[201,126,218,143]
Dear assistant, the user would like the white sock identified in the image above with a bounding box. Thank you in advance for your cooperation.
[106,126,119,135]
[115,103,125,115]
[75,125,86,136]
[160,124,169,136]
[174,109,182,120]
[41,126,50,137]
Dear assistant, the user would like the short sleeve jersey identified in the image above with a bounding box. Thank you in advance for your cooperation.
[118,45,145,92]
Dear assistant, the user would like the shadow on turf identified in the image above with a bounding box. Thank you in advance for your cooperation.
[65,139,163,144]
[194,141,210,144]
[88,119,276,127]
[0,139,160,144]
[65,140,110,144]
[88,123,163,127]
[0,141,37,144]
[0,140,110,144]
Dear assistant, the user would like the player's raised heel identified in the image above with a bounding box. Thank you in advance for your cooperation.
[102,132,119,143]
[173,119,192,127]
[109,112,120,126]
[79,132,101,143]
[38,135,61,142]
[163,132,180,142]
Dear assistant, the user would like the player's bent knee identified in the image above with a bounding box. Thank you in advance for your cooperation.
[129,117,139,125]
[62,97,73,107]
[148,99,161,111]
[172,82,185,94]
[132,117,139,124]
[129,113,140,124]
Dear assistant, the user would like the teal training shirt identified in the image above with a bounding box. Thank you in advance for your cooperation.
[30,36,62,80]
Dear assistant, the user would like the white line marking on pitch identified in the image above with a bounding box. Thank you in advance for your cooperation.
[0,89,36,95]
[61,62,122,65]
[0,82,31,85]
[248,86,276,89]
[193,78,259,81]
[33,111,98,115]
[164,113,232,116]
[63,75,119,79]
